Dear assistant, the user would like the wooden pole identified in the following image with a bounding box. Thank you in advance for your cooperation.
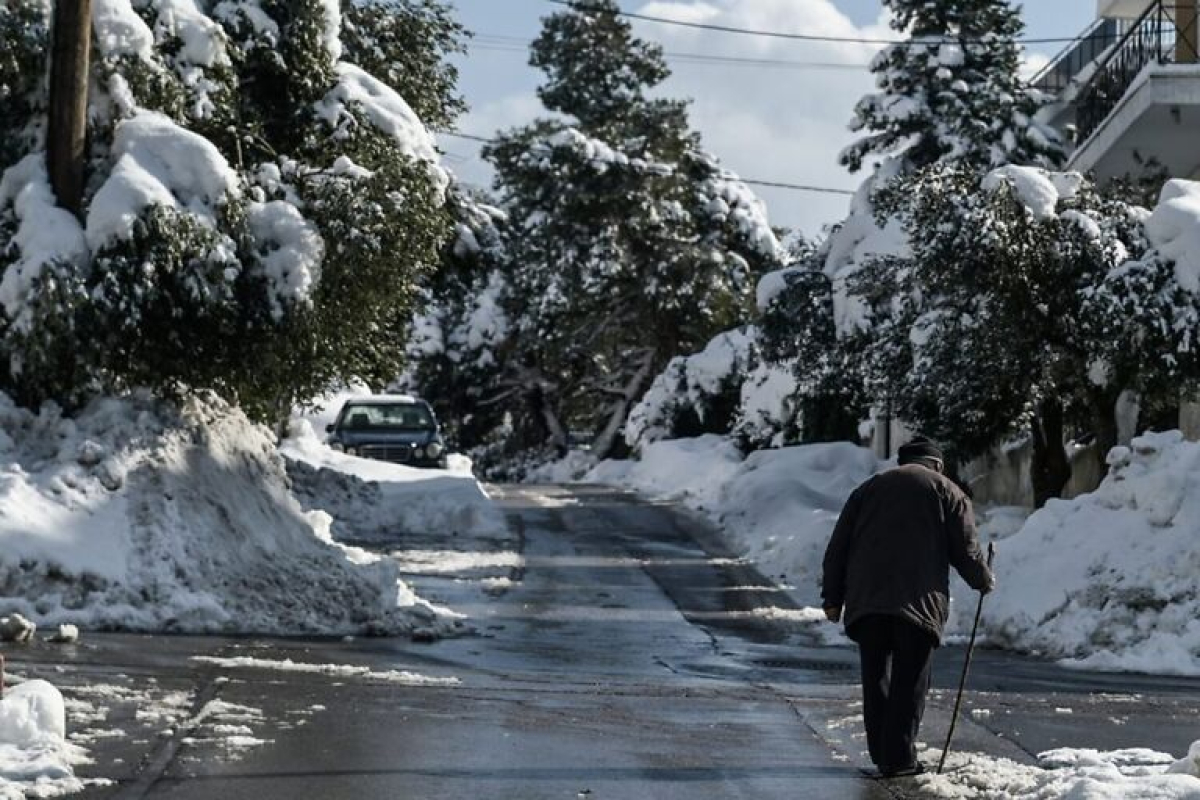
[46,0,93,216]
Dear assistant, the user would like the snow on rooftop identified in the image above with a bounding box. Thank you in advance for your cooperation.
[342,393,420,405]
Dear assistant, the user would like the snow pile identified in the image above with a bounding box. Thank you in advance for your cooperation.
[0,391,450,635]
[589,437,882,589]
[1144,179,1200,292]
[0,679,86,798]
[281,419,505,543]
[983,430,1200,675]
[916,743,1200,799]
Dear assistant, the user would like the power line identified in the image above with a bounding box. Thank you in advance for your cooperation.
[471,36,871,71]
[436,131,856,196]
[742,179,854,196]
[442,130,491,144]
[544,0,1089,46]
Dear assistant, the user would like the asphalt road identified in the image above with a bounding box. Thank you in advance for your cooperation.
[5,483,1199,799]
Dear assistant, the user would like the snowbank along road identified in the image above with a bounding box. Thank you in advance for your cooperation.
[4,484,1200,799]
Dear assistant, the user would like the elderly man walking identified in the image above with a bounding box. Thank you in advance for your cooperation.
[821,436,994,778]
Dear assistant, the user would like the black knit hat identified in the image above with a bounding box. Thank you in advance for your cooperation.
[898,436,944,467]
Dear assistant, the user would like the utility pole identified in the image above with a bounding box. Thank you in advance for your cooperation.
[46,0,93,217]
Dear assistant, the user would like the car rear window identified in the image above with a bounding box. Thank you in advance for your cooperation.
[340,403,434,431]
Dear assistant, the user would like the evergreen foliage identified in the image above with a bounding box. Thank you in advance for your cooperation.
[481,0,785,461]
[841,0,1063,173]
[858,166,1165,505]
[0,0,463,421]
[404,185,512,450]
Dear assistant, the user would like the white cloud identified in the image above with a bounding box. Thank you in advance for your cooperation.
[439,92,543,191]
[634,0,893,237]
[446,0,896,238]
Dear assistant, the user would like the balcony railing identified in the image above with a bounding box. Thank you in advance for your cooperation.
[1032,18,1124,95]
[1074,1,1199,145]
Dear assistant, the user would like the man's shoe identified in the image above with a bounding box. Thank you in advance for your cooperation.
[879,762,925,779]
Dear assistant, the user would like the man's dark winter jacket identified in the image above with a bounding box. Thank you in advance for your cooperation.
[821,464,994,643]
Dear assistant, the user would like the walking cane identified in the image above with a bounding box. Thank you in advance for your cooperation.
[936,541,996,775]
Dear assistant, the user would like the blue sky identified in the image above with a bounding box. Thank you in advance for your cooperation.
[440,0,1099,235]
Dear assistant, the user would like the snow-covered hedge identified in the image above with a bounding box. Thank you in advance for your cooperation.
[0,392,452,635]
[0,0,457,418]
[625,328,802,451]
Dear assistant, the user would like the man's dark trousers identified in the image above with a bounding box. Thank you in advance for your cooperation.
[851,614,937,770]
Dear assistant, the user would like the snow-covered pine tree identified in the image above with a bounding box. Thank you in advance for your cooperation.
[484,0,784,461]
[0,0,462,421]
[840,0,1062,173]
[404,184,512,451]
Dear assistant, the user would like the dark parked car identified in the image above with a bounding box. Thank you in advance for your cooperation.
[325,395,448,468]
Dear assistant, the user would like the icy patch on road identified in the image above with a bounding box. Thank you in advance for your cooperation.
[916,743,1200,799]
[386,549,523,575]
[180,700,270,757]
[191,656,460,686]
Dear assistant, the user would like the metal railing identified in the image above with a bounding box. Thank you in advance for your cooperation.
[1074,1,1199,145]
[1032,17,1124,95]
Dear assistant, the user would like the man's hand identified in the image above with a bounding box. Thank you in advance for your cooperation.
[824,606,842,623]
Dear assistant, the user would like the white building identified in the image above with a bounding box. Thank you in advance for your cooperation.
[1037,0,1200,181]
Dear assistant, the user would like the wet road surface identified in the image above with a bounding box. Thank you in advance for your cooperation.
[5,484,1200,799]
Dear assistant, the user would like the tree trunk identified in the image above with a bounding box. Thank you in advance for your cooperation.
[591,350,655,461]
[47,0,93,216]
[1030,397,1071,509]
[537,400,566,456]
[1089,386,1120,478]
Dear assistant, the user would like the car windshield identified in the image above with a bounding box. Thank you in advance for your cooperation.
[339,402,434,432]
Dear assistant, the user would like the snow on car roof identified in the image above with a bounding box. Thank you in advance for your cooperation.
[344,394,422,404]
